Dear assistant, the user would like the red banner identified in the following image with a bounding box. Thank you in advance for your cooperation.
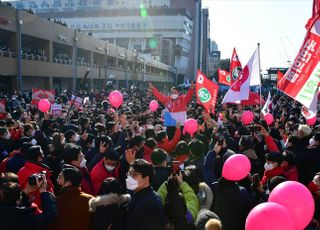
[278,17,320,108]
[230,48,242,84]
[277,70,285,88]
[196,70,219,113]
[32,89,55,105]
[218,69,232,86]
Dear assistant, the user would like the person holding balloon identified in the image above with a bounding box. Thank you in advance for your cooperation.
[148,82,195,140]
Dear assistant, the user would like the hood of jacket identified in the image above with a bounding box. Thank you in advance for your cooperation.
[198,182,214,210]
[242,149,258,160]
[89,193,131,212]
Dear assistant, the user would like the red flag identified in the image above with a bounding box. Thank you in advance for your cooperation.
[278,16,320,109]
[230,48,242,84]
[276,70,285,88]
[196,70,219,113]
[218,69,231,86]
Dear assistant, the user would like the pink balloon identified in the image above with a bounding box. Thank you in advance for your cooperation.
[149,100,159,112]
[184,118,198,136]
[264,113,274,126]
[246,202,295,230]
[222,154,251,181]
[241,110,254,125]
[307,116,317,125]
[108,90,123,108]
[269,181,315,230]
[38,99,51,113]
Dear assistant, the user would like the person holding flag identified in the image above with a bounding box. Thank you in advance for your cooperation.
[148,82,195,139]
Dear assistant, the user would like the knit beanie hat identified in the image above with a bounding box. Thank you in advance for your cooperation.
[151,148,167,165]
[174,141,190,157]
[195,209,220,230]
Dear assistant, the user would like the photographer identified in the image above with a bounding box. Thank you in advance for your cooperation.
[158,172,200,224]
[0,176,57,230]
[17,145,54,209]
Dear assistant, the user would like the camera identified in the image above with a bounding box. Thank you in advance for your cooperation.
[28,171,46,186]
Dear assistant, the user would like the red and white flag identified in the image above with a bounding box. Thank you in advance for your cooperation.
[222,49,259,104]
[32,89,55,105]
[69,95,83,109]
[278,10,320,109]
[218,69,232,86]
[196,70,219,113]
[301,90,318,119]
[230,48,242,84]
[262,92,272,115]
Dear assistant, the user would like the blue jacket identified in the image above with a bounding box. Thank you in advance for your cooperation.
[203,150,217,185]
[126,187,165,230]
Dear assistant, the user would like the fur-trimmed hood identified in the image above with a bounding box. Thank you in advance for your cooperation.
[198,182,214,210]
[89,193,131,212]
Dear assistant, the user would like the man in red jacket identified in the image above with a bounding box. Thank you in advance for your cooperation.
[17,145,54,209]
[90,149,135,195]
[149,82,195,140]
[261,152,285,185]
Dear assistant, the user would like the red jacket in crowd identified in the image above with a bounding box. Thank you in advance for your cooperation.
[90,159,120,195]
[17,161,54,208]
[143,145,154,163]
[77,166,94,195]
[283,165,298,181]
[261,166,285,185]
[157,128,181,154]
[151,87,195,113]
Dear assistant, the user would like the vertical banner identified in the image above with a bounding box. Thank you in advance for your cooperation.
[196,70,219,113]
[278,18,320,108]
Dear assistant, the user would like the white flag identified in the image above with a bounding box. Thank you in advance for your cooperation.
[222,49,259,104]
[262,92,272,115]
[301,91,318,119]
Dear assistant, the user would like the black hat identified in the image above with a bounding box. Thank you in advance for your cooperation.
[151,148,167,165]
[267,176,287,191]
[239,135,254,150]
[103,150,119,161]
[64,129,76,141]
[195,209,220,230]
[265,152,283,164]
[174,141,190,157]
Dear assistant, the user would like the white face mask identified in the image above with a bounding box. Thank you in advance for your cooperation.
[4,133,11,140]
[80,158,87,168]
[31,139,37,145]
[126,176,138,191]
[264,162,274,171]
[309,138,316,146]
[105,164,115,172]
[171,94,179,100]
[75,134,80,142]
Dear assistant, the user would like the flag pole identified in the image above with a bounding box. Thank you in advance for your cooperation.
[257,42,262,109]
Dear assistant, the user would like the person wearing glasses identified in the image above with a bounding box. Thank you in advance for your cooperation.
[125,159,165,230]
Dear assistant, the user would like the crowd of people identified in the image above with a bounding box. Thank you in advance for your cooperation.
[0,82,320,230]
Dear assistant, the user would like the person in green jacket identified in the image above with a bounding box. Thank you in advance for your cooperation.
[157,171,200,222]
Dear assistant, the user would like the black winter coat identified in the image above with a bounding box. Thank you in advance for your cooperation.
[0,192,57,230]
[125,187,165,230]
[211,179,251,230]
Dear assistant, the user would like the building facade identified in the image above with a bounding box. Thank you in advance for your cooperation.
[0,4,175,93]
[8,0,208,83]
